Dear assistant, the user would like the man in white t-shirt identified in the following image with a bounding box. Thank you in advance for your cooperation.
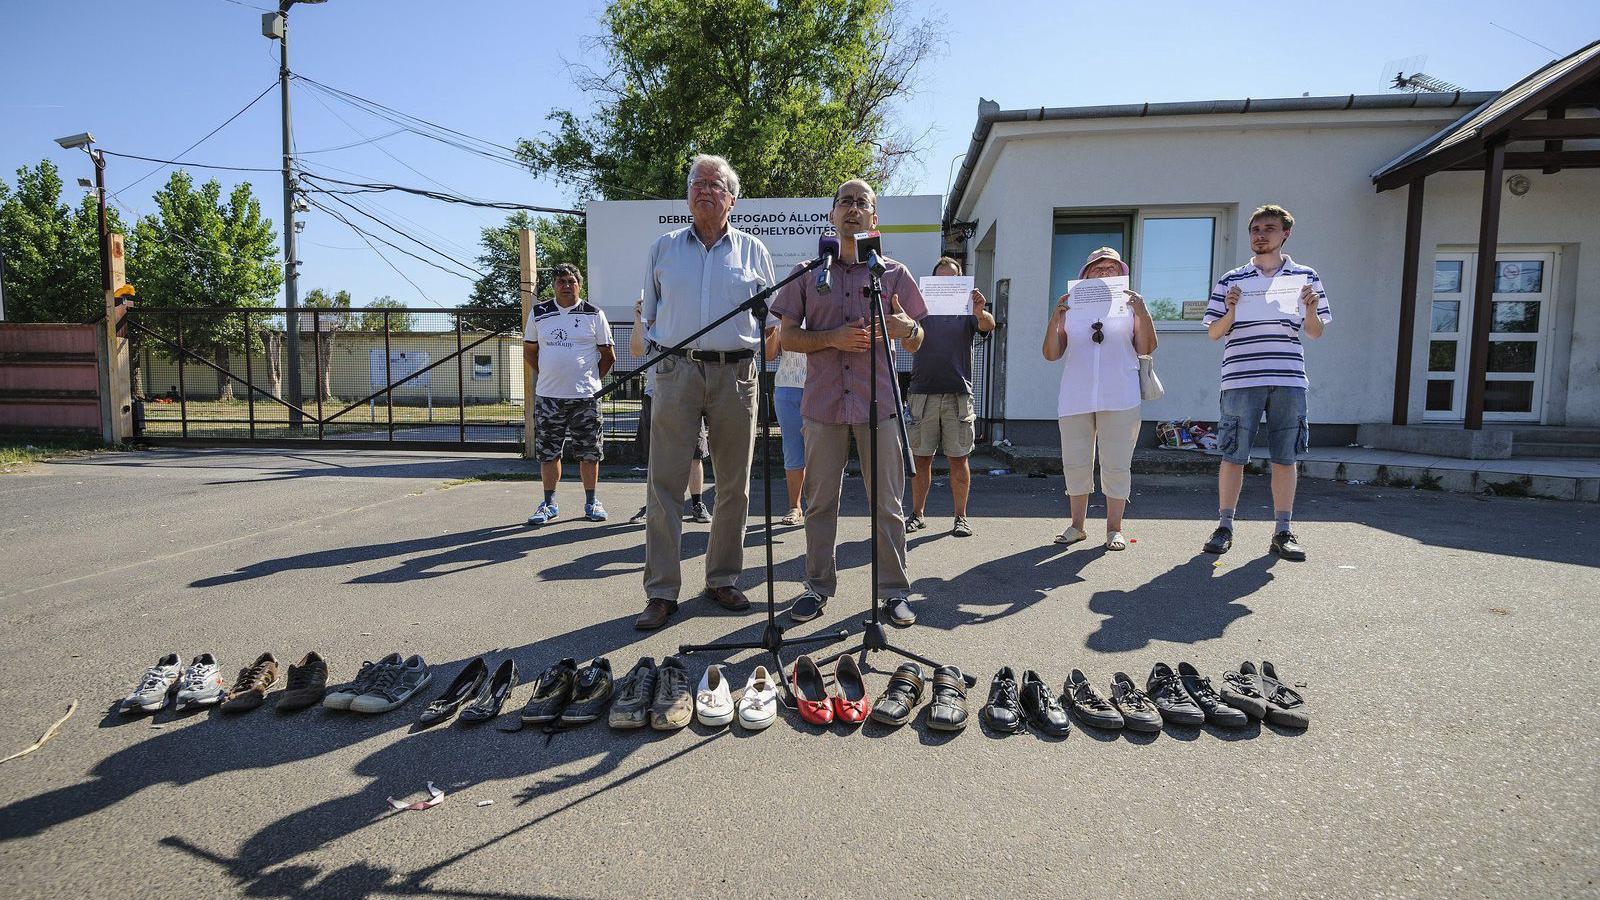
[523,264,615,525]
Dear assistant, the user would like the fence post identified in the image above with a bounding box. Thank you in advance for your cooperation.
[175,308,188,438]
[517,228,537,458]
[456,314,466,444]
[102,233,133,443]
[383,309,394,442]
[312,308,324,440]
[242,310,256,440]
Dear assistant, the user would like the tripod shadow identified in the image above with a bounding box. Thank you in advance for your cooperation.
[1083,554,1277,652]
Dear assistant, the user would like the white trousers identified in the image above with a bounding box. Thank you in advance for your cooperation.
[1057,406,1141,500]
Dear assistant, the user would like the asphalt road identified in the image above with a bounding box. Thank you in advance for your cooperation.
[0,448,1595,900]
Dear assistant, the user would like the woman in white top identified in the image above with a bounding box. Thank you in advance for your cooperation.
[1041,247,1157,550]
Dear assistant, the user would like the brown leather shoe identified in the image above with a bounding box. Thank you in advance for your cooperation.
[221,652,279,713]
[635,597,678,630]
[703,586,751,611]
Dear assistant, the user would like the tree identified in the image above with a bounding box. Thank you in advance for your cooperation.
[459,212,585,328]
[355,295,416,333]
[0,160,126,323]
[517,0,941,200]
[129,171,280,400]
[300,288,352,402]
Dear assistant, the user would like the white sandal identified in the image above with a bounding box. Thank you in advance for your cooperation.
[1054,526,1087,546]
[1105,531,1128,551]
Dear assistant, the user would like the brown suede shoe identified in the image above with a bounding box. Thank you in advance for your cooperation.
[275,651,329,712]
[221,652,279,713]
[635,597,679,630]
[704,586,751,611]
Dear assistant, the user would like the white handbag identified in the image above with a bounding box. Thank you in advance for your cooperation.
[1138,354,1164,401]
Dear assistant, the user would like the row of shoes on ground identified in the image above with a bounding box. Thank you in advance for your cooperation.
[323,653,431,714]
[518,656,783,732]
[417,656,521,726]
[119,652,330,715]
[980,661,1311,735]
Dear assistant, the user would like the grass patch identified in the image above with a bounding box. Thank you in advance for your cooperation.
[0,434,122,473]
[444,470,538,486]
[1482,476,1533,498]
[1416,472,1443,491]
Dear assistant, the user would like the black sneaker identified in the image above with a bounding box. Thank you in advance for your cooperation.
[608,657,657,730]
[1260,660,1311,730]
[519,657,577,723]
[1019,670,1070,737]
[1270,531,1306,561]
[1220,661,1270,720]
[1065,669,1124,730]
[905,514,927,533]
[980,667,1025,735]
[559,658,614,725]
[1203,526,1233,554]
[1110,672,1163,733]
[788,588,826,623]
[1177,662,1248,728]
[869,662,926,727]
[1146,662,1205,726]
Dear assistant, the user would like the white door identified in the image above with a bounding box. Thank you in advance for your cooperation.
[1424,250,1554,422]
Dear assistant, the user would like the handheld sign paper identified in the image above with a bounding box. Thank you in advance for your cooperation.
[1234,273,1309,321]
[1065,275,1130,322]
[918,276,974,316]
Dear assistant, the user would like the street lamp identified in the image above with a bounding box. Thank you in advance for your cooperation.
[54,132,111,298]
[261,0,327,425]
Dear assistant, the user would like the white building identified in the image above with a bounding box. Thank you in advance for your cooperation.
[944,41,1600,456]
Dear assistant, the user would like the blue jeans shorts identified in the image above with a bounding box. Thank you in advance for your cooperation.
[1217,386,1309,466]
[774,386,806,471]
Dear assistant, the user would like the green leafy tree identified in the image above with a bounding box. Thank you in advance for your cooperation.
[129,171,281,400]
[301,287,352,402]
[0,159,126,323]
[459,212,586,328]
[356,295,416,332]
[518,0,941,200]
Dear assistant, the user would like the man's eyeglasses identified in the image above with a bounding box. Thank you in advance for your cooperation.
[690,178,730,195]
[1091,321,1105,344]
[834,196,873,210]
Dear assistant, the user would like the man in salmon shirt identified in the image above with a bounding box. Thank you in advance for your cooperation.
[770,178,929,627]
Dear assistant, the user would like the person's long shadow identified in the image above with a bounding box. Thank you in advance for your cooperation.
[1083,553,1276,652]
[909,543,1104,634]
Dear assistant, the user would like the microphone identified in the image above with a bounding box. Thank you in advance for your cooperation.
[853,231,884,272]
[866,249,887,277]
[815,233,839,295]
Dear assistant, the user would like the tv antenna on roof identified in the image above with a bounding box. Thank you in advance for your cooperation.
[1382,55,1464,93]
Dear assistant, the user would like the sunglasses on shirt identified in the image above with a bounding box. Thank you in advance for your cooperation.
[1091,321,1105,344]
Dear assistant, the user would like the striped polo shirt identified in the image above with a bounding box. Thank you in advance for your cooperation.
[1203,255,1331,390]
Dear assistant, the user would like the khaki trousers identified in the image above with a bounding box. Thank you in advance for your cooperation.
[642,355,758,601]
[1057,405,1142,499]
[801,417,909,600]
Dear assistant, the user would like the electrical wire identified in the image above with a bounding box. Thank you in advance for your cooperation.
[304,195,476,285]
[298,171,582,215]
[99,150,280,173]
[111,82,278,199]
[304,197,443,306]
[296,129,406,155]
[313,190,486,278]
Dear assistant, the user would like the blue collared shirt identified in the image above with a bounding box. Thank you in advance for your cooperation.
[641,225,777,352]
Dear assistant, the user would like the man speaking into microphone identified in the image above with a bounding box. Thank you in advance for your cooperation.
[771,178,929,627]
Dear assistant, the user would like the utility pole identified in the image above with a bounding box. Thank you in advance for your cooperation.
[263,1,324,427]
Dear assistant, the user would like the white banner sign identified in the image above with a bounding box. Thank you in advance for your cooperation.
[370,349,431,388]
[1234,273,1308,321]
[585,195,944,322]
[1065,275,1131,322]
[918,275,974,317]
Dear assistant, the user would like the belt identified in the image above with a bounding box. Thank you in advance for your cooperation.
[662,347,755,363]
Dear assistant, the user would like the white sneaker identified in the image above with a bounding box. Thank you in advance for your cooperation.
[737,665,779,731]
[121,652,182,714]
[175,653,226,710]
[695,664,735,727]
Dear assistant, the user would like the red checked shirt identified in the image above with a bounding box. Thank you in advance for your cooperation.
[771,256,928,425]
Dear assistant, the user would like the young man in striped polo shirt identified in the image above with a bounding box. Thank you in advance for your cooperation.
[1201,204,1330,561]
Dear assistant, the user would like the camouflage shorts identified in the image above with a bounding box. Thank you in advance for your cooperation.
[534,396,604,463]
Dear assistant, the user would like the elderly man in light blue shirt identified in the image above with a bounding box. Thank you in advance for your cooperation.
[634,153,777,631]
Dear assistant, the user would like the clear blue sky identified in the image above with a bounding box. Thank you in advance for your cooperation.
[3,1,1595,310]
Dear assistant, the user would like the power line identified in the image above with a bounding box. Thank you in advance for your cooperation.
[100,150,280,173]
[305,197,444,306]
[113,82,278,199]
[300,83,484,200]
[296,129,406,155]
[313,190,486,278]
[298,171,583,215]
[305,195,475,287]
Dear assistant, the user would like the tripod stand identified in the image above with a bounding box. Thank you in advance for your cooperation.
[598,255,850,696]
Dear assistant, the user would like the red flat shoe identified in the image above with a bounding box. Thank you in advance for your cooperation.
[832,655,870,724]
[791,655,833,726]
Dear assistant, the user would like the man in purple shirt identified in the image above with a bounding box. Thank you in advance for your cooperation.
[771,178,929,627]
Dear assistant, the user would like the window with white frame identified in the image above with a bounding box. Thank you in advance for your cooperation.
[1049,207,1229,327]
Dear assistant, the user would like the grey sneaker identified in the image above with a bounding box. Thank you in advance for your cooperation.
[121,653,182,714]
[174,653,226,710]
[350,654,432,713]
[324,652,402,710]
[686,499,711,523]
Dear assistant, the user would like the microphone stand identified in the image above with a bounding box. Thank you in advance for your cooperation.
[599,253,850,703]
[815,254,976,688]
